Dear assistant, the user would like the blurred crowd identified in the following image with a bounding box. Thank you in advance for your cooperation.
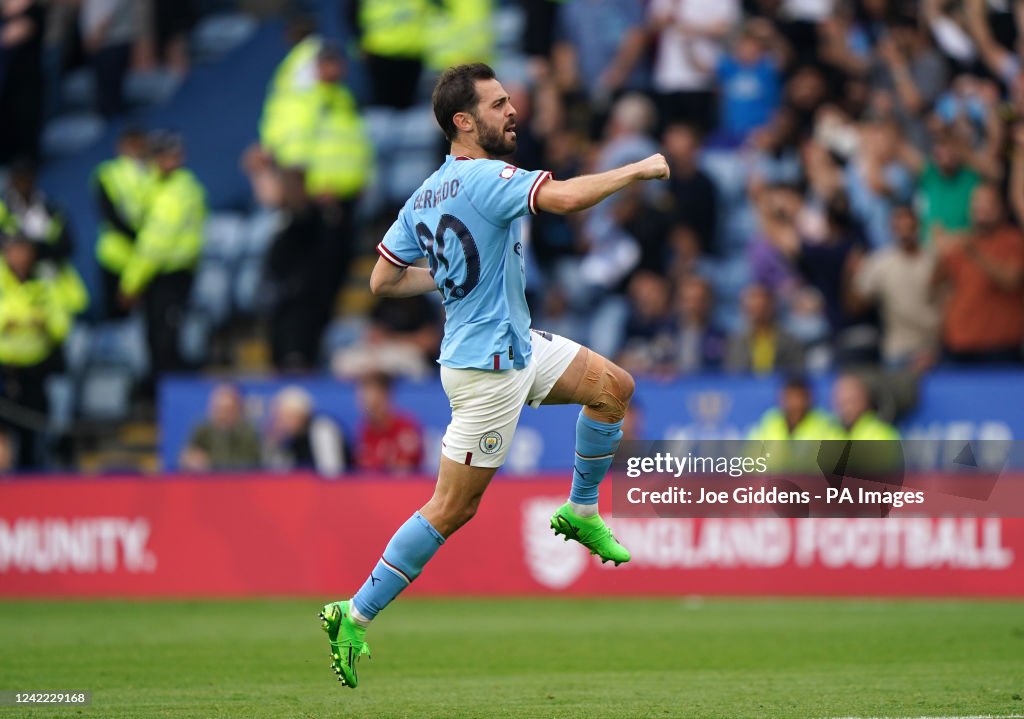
[3,0,1024,472]
[178,373,425,474]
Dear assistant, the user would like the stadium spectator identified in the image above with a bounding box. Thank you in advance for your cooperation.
[574,94,660,328]
[265,385,347,476]
[0,233,70,470]
[349,0,428,109]
[845,119,915,250]
[616,271,676,375]
[908,123,1000,245]
[355,371,423,473]
[748,375,838,440]
[712,19,785,145]
[147,0,196,75]
[934,183,1024,365]
[332,295,442,380]
[552,0,648,112]
[831,372,900,440]
[663,122,718,254]
[0,428,12,472]
[263,43,372,353]
[850,204,940,370]
[262,168,330,371]
[425,0,495,75]
[93,127,154,320]
[725,283,805,375]
[120,132,206,390]
[0,0,46,164]
[648,0,741,133]
[872,13,948,149]
[80,0,140,117]
[669,274,726,374]
[0,158,88,316]
[179,384,262,472]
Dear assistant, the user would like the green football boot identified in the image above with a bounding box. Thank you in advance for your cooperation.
[550,502,631,566]
[319,600,370,688]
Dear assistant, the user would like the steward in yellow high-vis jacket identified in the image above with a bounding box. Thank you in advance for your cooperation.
[0,159,88,317]
[259,13,322,155]
[0,234,71,470]
[261,44,373,202]
[93,127,154,319]
[121,133,206,385]
[350,0,428,108]
[425,0,495,72]
[748,375,841,475]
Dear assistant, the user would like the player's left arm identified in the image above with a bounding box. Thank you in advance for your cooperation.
[369,258,437,297]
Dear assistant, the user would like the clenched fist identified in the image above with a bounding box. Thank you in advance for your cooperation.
[635,154,670,181]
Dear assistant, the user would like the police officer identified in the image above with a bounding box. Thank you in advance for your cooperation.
[0,159,88,316]
[0,233,71,470]
[425,0,495,73]
[350,0,428,109]
[263,44,373,361]
[121,132,206,388]
[93,127,154,319]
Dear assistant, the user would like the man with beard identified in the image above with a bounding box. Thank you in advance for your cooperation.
[317,63,669,689]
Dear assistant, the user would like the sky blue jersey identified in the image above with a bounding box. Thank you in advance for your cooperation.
[376,155,552,371]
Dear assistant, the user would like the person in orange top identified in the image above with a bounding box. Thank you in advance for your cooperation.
[934,183,1024,365]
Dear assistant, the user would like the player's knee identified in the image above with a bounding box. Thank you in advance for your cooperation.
[585,360,634,422]
[424,494,480,536]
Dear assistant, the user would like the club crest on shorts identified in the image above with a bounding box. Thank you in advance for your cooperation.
[479,431,503,454]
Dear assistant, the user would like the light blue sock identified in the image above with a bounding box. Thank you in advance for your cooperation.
[351,512,445,620]
[569,410,624,506]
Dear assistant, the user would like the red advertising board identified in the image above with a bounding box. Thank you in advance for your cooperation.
[1,475,1022,597]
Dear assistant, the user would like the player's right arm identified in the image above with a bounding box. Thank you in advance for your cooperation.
[534,154,670,215]
[371,208,436,297]
[369,258,437,297]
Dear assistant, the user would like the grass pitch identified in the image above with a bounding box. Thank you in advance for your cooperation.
[1,598,1022,718]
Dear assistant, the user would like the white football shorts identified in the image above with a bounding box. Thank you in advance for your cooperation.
[439,330,582,468]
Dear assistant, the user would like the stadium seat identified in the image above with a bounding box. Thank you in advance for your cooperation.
[241,208,280,259]
[191,259,233,326]
[191,13,259,62]
[85,317,149,380]
[45,375,75,434]
[395,105,439,153]
[233,256,266,315]
[78,365,135,422]
[180,310,214,366]
[42,113,106,158]
[203,212,247,264]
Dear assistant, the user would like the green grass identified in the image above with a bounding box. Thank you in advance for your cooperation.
[1,598,1022,718]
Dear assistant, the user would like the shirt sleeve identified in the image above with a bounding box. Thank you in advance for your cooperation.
[376,208,426,268]
[464,161,552,225]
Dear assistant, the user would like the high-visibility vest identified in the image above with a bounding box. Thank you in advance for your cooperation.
[359,0,429,59]
[260,36,322,153]
[844,412,901,441]
[425,0,494,71]
[94,155,155,274]
[0,260,71,366]
[269,84,373,199]
[748,409,839,441]
[0,196,88,315]
[121,168,207,296]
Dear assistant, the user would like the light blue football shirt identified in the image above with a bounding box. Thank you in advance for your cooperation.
[377,155,552,371]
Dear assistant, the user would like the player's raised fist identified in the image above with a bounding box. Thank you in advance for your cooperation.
[636,154,670,181]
